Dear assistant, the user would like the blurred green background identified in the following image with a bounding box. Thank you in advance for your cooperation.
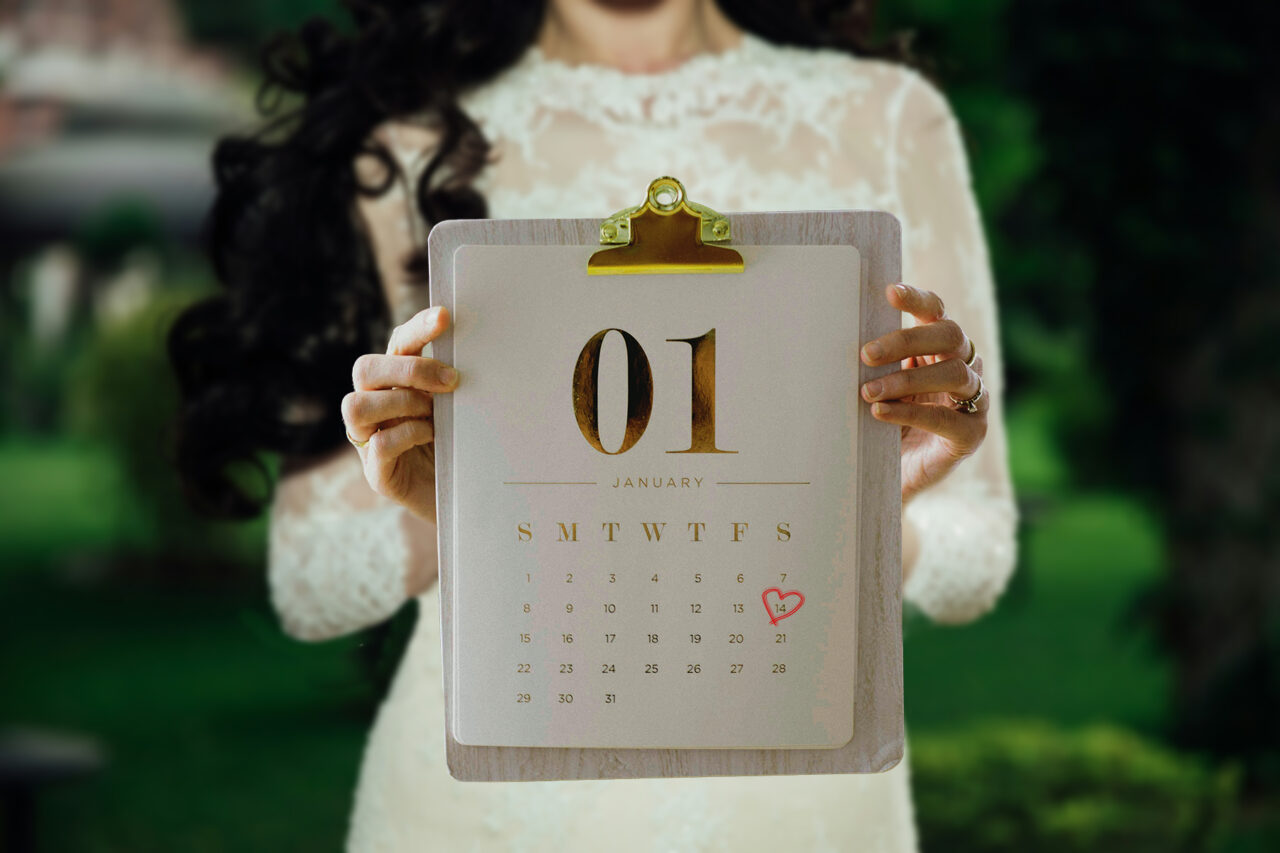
[1,1,1276,850]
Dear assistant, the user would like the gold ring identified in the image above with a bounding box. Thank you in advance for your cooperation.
[949,374,985,414]
[346,429,370,449]
[963,338,978,367]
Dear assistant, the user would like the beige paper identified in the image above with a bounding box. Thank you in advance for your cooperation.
[448,244,862,749]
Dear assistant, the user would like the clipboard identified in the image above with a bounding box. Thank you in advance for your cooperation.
[429,178,903,781]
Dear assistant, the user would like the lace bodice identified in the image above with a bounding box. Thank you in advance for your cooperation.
[268,30,1017,642]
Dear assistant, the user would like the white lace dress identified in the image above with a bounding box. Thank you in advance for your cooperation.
[267,31,1017,853]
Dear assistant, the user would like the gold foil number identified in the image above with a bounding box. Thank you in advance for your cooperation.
[571,328,737,456]
[571,328,653,455]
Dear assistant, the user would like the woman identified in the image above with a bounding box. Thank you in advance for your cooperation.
[171,0,1017,849]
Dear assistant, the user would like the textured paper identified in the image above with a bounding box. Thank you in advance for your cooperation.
[448,244,862,749]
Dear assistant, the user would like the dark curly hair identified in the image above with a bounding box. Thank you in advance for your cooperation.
[169,0,909,518]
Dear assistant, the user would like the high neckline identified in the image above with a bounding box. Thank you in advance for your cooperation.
[459,30,855,130]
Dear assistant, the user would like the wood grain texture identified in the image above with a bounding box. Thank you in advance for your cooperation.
[427,211,902,781]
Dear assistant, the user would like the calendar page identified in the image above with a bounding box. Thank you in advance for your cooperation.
[447,244,863,750]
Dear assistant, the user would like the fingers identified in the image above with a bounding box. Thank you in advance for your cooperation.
[352,353,459,393]
[861,318,967,366]
[887,283,945,324]
[387,305,451,356]
[366,419,436,493]
[342,388,434,442]
[862,284,970,366]
[861,357,981,405]
[870,400,988,449]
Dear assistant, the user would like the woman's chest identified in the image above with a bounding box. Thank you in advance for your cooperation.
[464,104,895,220]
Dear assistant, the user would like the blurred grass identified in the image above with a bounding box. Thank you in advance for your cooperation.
[0,438,133,568]
[3,574,371,850]
[905,490,1169,732]
[0,438,373,850]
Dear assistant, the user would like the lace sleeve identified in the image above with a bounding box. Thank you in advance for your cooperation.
[889,70,1019,624]
[268,452,416,641]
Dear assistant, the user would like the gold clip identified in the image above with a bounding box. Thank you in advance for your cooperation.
[588,176,744,275]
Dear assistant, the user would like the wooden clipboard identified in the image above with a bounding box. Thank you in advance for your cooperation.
[428,178,903,781]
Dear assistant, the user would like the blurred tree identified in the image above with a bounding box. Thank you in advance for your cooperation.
[182,0,344,53]
[65,285,268,579]
[885,0,1280,789]
[75,198,168,274]
[1004,0,1280,787]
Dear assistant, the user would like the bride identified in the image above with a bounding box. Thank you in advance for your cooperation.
[170,0,1017,849]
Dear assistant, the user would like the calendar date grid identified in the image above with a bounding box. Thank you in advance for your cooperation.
[507,559,803,708]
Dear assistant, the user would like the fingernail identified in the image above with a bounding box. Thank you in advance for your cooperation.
[894,283,910,298]
[872,402,889,416]
[862,341,884,362]
[440,366,458,385]
[862,380,883,401]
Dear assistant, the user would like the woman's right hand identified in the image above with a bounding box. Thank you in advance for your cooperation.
[342,305,459,522]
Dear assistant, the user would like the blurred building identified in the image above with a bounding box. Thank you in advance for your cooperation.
[0,0,250,246]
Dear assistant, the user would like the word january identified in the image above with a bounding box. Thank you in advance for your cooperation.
[610,476,704,489]
[516,521,791,543]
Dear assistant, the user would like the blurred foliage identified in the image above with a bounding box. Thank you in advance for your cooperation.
[5,197,172,434]
[905,493,1168,732]
[1003,1,1280,787]
[0,267,26,434]
[3,316,86,434]
[74,198,169,274]
[883,0,1280,790]
[913,722,1240,853]
[62,282,267,578]
[182,0,344,53]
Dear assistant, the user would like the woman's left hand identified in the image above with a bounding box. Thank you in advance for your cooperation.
[860,283,989,504]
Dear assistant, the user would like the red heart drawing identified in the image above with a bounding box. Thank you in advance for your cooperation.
[761,588,805,626]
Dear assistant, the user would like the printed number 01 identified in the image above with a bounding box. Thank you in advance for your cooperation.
[571,328,736,455]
